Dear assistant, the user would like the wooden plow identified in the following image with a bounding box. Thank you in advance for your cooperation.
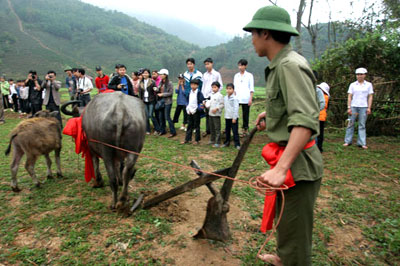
[131,127,258,242]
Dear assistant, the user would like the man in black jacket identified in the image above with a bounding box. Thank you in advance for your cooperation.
[108,64,135,96]
[24,70,43,116]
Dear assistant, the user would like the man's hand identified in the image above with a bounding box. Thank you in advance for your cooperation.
[347,108,352,115]
[248,98,253,106]
[259,167,287,188]
[212,108,217,114]
[157,93,163,97]
[232,119,236,124]
[256,111,266,131]
[367,108,371,115]
[117,84,122,89]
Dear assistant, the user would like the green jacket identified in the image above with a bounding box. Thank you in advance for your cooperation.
[264,45,323,182]
[0,81,10,95]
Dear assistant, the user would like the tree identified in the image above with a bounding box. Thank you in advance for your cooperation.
[295,0,306,54]
[302,0,321,59]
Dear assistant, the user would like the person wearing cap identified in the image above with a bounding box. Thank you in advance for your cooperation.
[156,69,176,137]
[316,82,330,152]
[172,73,188,131]
[343,67,373,149]
[94,66,110,93]
[201,57,223,137]
[108,64,134,96]
[244,5,323,265]
[64,67,76,100]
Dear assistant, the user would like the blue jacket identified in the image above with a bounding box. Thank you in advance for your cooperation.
[175,84,188,106]
[183,69,203,99]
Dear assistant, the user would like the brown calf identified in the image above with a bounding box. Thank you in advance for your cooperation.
[5,110,62,192]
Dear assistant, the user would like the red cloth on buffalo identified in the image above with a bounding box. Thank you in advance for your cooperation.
[63,117,95,183]
[260,139,315,233]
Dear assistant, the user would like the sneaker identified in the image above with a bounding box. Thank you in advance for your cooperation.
[207,141,214,145]
[153,131,159,136]
[213,144,219,148]
[184,127,187,132]
[343,143,350,147]
[168,133,176,138]
[180,126,185,131]
[235,146,241,150]
[0,121,5,125]
[146,132,151,135]
[222,143,229,148]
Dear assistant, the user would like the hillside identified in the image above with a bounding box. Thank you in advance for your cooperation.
[0,0,198,80]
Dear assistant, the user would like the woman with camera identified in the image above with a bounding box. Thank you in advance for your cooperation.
[24,70,43,116]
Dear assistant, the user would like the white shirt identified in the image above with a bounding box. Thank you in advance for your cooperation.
[78,76,93,94]
[186,89,198,115]
[143,79,149,102]
[201,69,223,99]
[348,80,374,107]
[9,84,17,95]
[233,70,254,104]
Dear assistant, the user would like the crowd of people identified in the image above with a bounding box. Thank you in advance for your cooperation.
[0,57,258,149]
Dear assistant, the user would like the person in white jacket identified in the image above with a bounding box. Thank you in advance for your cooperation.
[206,81,224,147]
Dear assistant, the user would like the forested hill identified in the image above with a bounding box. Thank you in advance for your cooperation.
[0,0,199,79]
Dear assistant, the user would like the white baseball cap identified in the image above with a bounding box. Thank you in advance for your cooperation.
[317,82,330,97]
[158,69,169,75]
[355,67,367,74]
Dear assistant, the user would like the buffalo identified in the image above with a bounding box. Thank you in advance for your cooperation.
[5,110,62,192]
[61,92,146,210]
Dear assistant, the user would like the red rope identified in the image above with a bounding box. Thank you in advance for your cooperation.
[88,138,287,260]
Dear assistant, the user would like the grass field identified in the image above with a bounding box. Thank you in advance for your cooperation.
[0,89,399,265]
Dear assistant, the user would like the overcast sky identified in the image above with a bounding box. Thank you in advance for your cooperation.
[81,0,378,36]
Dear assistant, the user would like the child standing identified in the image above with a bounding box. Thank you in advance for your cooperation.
[9,79,18,113]
[223,83,240,149]
[182,79,204,145]
[206,81,224,147]
[18,81,29,115]
[173,74,188,131]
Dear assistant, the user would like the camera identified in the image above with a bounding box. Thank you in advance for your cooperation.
[120,84,126,89]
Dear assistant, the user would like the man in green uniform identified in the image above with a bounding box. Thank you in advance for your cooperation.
[243,6,323,265]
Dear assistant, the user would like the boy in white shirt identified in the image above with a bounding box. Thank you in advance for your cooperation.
[182,79,204,145]
[233,59,254,136]
[223,83,240,149]
[201,57,223,137]
[206,81,224,147]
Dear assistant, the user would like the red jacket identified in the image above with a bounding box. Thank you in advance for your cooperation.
[95,75,109,93]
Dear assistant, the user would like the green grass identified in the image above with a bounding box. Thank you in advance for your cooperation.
[0,90,399,265]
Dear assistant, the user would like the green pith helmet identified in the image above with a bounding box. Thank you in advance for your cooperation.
[64,66,73,72]
[243,6,299,36]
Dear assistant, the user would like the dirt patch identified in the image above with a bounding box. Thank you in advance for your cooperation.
[8,193,22,208]
[327,223,375,262]
[146,185,253,265]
